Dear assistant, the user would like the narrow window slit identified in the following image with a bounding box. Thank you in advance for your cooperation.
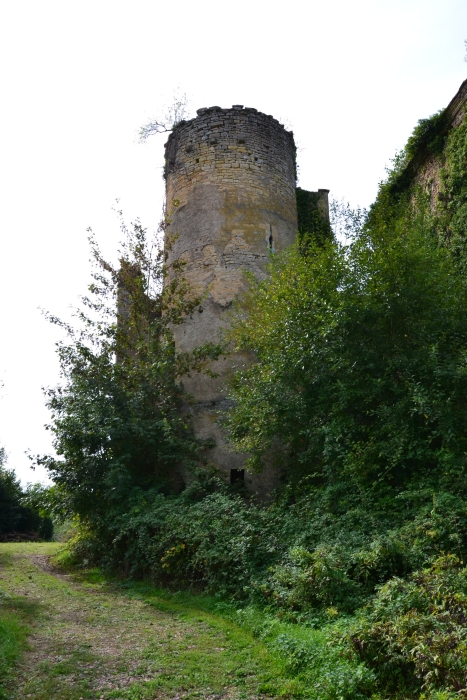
[230,469,244,485]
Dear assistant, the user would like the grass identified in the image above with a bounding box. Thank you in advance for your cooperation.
[0,547,50,699]
[0,543,373,699]
[57,554,374,699]
[0,609,27,699]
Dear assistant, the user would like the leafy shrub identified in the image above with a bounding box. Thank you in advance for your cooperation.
[70,486,274,596]
[272,631,375,700]
[350,555,467,696]
[437,114,467,267]
[257,491,467,619]
[263,545,359,613]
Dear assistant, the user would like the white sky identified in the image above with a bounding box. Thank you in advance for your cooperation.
[1,0,466,485]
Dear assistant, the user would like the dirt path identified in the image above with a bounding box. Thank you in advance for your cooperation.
[0,543,275,700]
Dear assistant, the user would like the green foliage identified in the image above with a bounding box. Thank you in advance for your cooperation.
[382,110,448,200]
[257,490,467,620]
[437,114,467,265]
[273,631,374,698]
[404,110,448,163]
[0,455,27,535]
[350,555,467,696]
[372,108,467,276]
[227,199,467,497]
[21,483,55,540]
[66,482,273,591]
[0,450,52,539]
[296,187,333,246]
[36,216,221,560]
[148,490,271,594]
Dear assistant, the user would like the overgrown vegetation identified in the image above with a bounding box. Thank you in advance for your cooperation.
[296,187,333,246]
[0,542,375,700]
[381,110,448,200]
[437,113,467,266]
[34,215,221,570]
[350,554,467,697]
[30,108,467,698]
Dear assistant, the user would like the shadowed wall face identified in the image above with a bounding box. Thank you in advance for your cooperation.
[164,105,298,492]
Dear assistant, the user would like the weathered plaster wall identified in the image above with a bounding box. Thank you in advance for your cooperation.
[164,105,298,494]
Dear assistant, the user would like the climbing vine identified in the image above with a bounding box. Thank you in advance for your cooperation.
[437,112,467,265]
[378,109,449,201]
[296,187,333,247]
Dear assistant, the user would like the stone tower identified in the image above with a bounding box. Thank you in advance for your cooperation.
[163,105,306,493]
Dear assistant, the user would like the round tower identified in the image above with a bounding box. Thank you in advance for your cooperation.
[164,105,298,493]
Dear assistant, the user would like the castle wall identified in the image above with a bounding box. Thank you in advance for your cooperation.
[296,187,332,245]
[164,105,298,494]
[410,78,467,205]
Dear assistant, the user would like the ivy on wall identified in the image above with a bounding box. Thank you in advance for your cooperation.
[296,187,333,247]
[380,110,449,201]
[368,104,467,276]
[438,113,467,266]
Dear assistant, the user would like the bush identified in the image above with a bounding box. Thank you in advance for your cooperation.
[350,555,467,696]
[263,545,359,613]
[67,484,274,596]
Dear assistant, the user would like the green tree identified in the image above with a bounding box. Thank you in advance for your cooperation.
[0,447,24,534]
[227,197,467,506]
[34,216,220,559]
[0,448,51,537]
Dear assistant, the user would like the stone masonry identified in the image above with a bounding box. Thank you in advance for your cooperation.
[164,105,325,495]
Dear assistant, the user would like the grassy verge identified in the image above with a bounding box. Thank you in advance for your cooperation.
[0,602,29,699]
[0,549,44,699]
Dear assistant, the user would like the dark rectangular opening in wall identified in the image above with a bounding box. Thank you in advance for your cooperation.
[230,469,244,485]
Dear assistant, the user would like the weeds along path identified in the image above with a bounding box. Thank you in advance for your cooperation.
[0,543,279,700]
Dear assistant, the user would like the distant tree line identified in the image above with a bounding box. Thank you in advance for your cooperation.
[0,447,53,540]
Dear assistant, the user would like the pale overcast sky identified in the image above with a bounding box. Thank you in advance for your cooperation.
[1,0,466,484]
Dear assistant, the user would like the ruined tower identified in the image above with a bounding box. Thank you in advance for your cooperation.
[164,105,321,492]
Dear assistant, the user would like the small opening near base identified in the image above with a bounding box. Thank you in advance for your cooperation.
[268,223,274,252]
[230,469,245,485]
